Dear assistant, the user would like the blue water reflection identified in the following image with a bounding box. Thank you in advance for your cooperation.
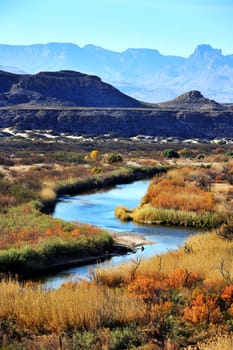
[42,180,196,288]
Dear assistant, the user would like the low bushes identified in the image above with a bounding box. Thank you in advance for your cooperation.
[133,205,224,228]
[0,279,146,332]
[115,205,224,229]
[0,203,113,276]
[115,206,132,221]
[1,239,233,348]
[104,153,123,164]
[115,166,230,229]
[0,232,113,276]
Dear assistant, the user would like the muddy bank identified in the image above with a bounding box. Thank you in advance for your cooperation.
[39,234,153,275]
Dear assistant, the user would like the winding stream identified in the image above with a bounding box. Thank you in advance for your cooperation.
[41,180,195,288]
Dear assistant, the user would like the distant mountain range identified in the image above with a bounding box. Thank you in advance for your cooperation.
[0,43,233,102]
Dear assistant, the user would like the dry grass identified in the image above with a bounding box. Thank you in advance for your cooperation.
[199,335,233,350]
[211,182,233,196]
[0,279,146,332]
[115,206,132,221]
[96,230,233,285]
[140,231,233,283]
[39,186,56,202]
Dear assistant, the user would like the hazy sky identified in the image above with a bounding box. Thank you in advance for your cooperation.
[0,0,232,56]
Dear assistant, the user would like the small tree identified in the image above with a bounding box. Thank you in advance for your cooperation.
[104,153,123,164]
[90,150,100,161]
[162,149,180,159]
[179,148,194,158]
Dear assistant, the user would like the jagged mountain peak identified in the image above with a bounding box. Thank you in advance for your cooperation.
[190,44,222,59]
[0,43,233,102]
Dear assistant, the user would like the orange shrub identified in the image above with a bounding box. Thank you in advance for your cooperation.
[90,150,100,161]
[0,228,45,249]
[221,285,233,304]
[144,168,215,214]
[183,294,222,324]
[0,220,103,250]
[167,268,201,289]
[127,274,168,302]
[228,303,233,316]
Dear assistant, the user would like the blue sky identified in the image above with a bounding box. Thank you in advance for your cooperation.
[0,0,232,56]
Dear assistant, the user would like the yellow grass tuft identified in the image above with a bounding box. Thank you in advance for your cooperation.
[0,279,146,332]
[199,335,233,350]
[39,187,56,202]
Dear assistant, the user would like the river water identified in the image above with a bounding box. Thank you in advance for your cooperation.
[41,180,195,288]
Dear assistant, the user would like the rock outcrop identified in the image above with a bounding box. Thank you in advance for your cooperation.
[158,90,223,110]
[0,70,233,139]
[0,70,144,108]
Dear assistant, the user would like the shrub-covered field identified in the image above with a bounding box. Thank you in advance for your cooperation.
[116,165,233,229]
[1,137,233,348]
[0,230,233,349]
[0,203,113,276]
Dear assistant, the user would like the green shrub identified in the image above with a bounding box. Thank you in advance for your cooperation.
[73,330,97,349]
[226,151,233,158]
[197,154,205,160]
[162,149,180,159]
[53,151,85,164]
[91,167,102,174]
[104,153,123,164]
[110,325,143,350]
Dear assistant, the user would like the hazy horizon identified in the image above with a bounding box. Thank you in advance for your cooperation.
[0,41,231,58]
[0,0,232,57]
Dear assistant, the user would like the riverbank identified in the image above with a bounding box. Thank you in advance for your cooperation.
[115,166,229,229]
[41,165,167,213]
[1,138,233,349]
[1,229,233,350]
[33,233,154,276]
[0,227,153,279]
[0,166,166,278]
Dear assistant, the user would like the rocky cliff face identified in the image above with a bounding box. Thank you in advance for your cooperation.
[0,70,233,139]
[1,107,233,139]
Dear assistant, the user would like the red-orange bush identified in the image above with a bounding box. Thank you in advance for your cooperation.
[167,268,202,289]
[127,274,168,302]
[0,221,103,250]
[221,285,233,304]
[183,294,222,324]
[144,168,215,214]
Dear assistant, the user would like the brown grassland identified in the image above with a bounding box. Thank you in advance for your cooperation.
[0,137,233,349]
